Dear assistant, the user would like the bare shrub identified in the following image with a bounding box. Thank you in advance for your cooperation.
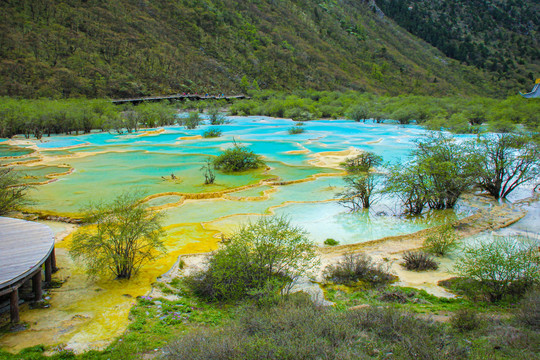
[402,251,439,271]
[323,252,395,286]
[450,309,482,332]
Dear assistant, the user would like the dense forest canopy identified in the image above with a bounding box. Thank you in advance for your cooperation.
[374,0,540,92]
[0,0,522,99]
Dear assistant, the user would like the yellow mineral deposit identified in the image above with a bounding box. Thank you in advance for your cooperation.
[0,222,220,353]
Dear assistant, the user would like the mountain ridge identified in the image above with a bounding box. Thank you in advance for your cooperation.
[0,0,527,98]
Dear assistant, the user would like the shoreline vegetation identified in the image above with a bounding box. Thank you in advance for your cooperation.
[1,91,539,141]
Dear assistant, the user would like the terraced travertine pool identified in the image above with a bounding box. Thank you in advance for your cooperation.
[0,116,478,352]
[5,116,475,242]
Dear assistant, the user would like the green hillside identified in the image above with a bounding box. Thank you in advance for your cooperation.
[375,0,540,93]
[0,0,499,98]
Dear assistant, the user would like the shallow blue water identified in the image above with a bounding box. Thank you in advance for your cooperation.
[15,115,482,244]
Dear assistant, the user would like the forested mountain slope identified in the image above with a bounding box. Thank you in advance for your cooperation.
[374,0,540,94]
[0,0,512,98]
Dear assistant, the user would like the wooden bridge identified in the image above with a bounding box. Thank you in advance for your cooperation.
[0,217,56,323]
[112,94,250,105]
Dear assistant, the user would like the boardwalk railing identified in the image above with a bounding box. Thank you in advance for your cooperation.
[112,94,250,105]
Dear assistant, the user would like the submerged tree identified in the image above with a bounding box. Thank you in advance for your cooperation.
[70,191,166,279]
[472,134,540,199]
[385,165,427,215]
[0,167,30,215]
[341,153,382,174]
[386,134,476,214]
[208,107,227,125]
[338,152,382,210]
[180,112,201,129]
[201,157,216,184]
[338,174,381,211]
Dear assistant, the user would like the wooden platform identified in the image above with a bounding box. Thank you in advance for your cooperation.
[0,217,54,289]
[111,94,250,105]
[0,217,56,322]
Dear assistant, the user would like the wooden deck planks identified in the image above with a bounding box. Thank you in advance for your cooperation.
[111,94,250,105]
[0,217,55,288]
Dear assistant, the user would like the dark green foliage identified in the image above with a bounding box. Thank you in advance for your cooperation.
[323,252,395,286]
[0,98,119,138]
[347,104,369,122]
[213,142,265,172]
[402,251,439,271]
[287,126,304,134]
[136,103,178,127]
[375,0,540,91]
[202,128,222,138]
[337,173,380,210]
[164,299,469,360]
[0,167,29,215]
[450,309,482,333]
[185,217,317,301]
[324,238,339,246]
[0,98,180,138]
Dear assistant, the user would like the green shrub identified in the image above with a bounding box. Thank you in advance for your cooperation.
[323,238,339,246]
[323,252,395,286]
[402,251,439,271]
[450,309,482,332]
[213,142,265,172]
[203,128,222,138]
[424,223,459,256]
[347,104,369,122]
[288,126,304,134]
[184,217,318,301]
[454,236,540,301]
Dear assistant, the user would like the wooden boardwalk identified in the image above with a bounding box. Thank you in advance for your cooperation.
[0,217,56,322]
[112,94,250,105]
